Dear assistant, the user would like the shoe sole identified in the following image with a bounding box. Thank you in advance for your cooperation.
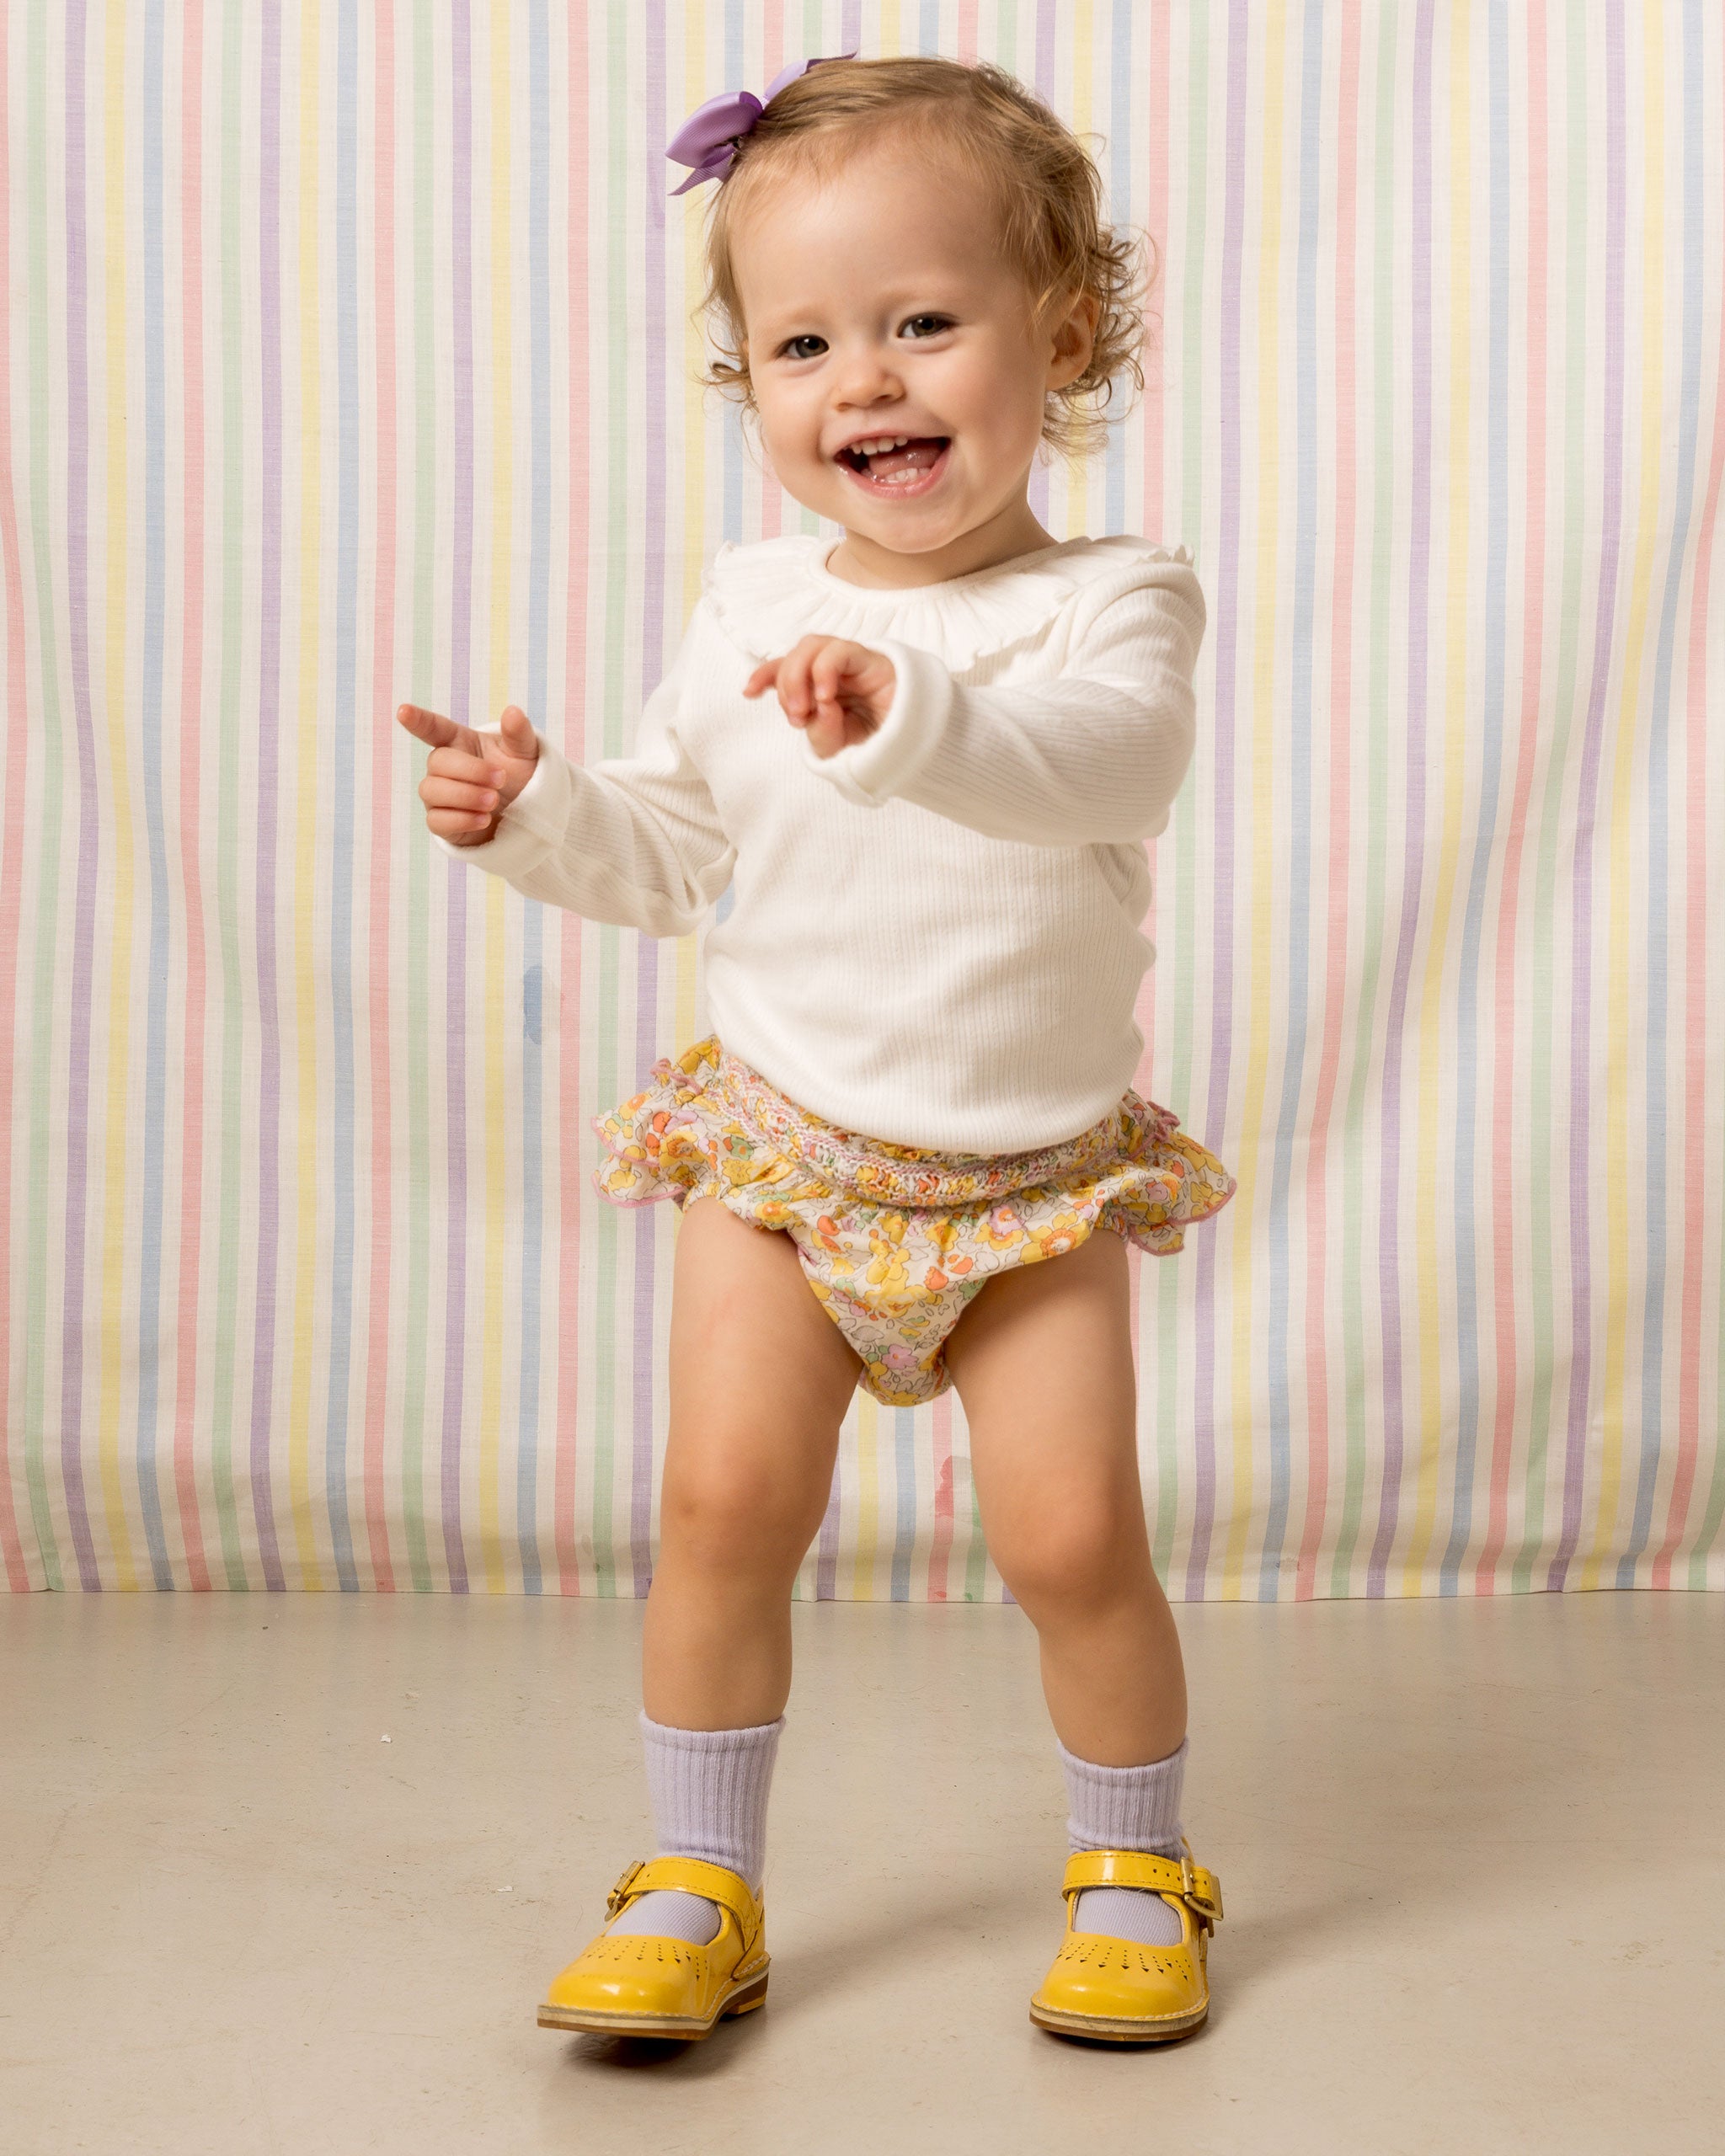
[537,1969,768,2041]
[1028,1999,1208,2044]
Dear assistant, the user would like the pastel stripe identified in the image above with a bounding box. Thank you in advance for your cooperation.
[0,0,27,1589]
[3,4,1721,1603]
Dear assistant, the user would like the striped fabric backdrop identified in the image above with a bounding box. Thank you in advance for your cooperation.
[3,2,1722,1600]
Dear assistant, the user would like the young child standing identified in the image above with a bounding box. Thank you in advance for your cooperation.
[398,54,1235,2047]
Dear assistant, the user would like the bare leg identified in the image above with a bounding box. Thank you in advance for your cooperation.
[943,1226,1187,1765]
[641,1194,864,1729]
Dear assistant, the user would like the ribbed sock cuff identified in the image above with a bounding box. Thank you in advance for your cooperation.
[639,1710,785,1897]
[1057,1733,1188,1858]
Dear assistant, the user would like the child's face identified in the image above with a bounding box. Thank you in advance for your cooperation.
[731,132,1093,569]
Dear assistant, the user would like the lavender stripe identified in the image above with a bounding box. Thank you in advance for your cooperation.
[815,1472,841,1600]
[1366,0,1436,1596]
[1548,0,1625,1588]
[136,0,172,1584]
[57,0,98,1587]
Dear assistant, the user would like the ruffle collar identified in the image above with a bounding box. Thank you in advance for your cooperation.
[702,531,1196,670]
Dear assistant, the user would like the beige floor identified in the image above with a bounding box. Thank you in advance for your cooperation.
[0,1590,1718,2156]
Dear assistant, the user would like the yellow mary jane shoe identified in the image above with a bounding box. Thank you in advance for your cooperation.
[537,1856,770,2041]
[1029,1844,1224,2044]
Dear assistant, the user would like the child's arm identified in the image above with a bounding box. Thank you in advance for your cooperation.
[752,568,1205,848]
[413,643,736,937]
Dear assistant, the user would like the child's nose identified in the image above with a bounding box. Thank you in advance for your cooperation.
[832,341,903,406]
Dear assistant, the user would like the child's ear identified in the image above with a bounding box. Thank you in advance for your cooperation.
[1046,291,1102,391]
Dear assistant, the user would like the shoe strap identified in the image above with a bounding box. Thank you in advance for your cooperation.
[1061,1847,1224,1925]
[605,1855,762,1942]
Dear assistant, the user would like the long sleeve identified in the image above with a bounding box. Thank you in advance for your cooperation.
[432,634,736,936]
[793,569,1205,846]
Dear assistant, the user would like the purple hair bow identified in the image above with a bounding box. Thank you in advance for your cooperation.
[665,51,857,195]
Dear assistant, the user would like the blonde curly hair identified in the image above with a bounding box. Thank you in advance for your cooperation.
[687,55,1151,461]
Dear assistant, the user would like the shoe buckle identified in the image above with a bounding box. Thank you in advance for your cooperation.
[1178,1853,1222,1923]
[605,1860,645,1918]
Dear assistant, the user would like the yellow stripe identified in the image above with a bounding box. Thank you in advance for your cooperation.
[287,0,326,1588]
[478,3,515,1591]
[99,1,137,1588]
[1579,0,1662,1588]
[680,13,706,1055]
[1402,0,1473,1591]
[1222,0,1287,1598]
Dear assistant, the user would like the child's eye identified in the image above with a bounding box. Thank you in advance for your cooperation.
[778,334,828,360]
[899,313,953,339]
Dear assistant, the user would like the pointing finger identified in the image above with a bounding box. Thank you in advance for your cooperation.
[395,702,456,748]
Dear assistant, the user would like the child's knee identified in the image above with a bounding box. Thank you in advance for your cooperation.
[660,1441,825,1577]
[988,1496,1146,1617]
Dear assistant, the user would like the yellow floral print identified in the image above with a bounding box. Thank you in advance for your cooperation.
[591,1036,1236,1409]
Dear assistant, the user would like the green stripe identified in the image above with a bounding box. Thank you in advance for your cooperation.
[1331,7,1400,1595]
[397,1,439,1591]
[964,1456,987,1600]
[1153,0,1210,1588]
[208,3,247,1585]
[1512,14,1589,1592]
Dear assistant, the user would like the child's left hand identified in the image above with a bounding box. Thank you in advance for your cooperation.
[744,636,896,758]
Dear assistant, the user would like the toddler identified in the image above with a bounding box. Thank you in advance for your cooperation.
[398,53,1235,2047]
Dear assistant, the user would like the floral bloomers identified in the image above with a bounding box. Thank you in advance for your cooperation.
[592,1035,1236,1408]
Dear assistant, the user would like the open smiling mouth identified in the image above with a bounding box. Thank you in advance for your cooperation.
[836,435,952,497]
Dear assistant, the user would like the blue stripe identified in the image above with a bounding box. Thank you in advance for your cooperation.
[1106,0,1130,536]
[1258,3,1324,1597]
[889,1406,919,1597]
[516,0,553,1592]
[137,0,171,1584]
[1620,0,1701,1583]
[633,3,670,1594]
[320,0,361,1588]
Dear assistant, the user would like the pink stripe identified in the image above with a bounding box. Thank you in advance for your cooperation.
[1143,1,1170,537]
[1652,28,1725,1582]
[0,0,30,1589]
[172,0,212,1589]
[557,10,591,1594]
[1476,0,1549,1592]
[1295,0,1362,1601]
[366,0,400,1591]
[1136,1,1172,1100]
[956,0,980,65]
[759,19,785,538]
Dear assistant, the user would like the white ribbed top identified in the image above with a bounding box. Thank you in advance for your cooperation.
[436,531,1207,1154]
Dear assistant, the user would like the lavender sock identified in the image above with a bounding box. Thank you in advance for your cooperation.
[1059,1734,1190,1948]
[605,1711,785,1946]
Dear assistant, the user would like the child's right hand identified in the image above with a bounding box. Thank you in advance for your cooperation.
[396,701,540,846]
